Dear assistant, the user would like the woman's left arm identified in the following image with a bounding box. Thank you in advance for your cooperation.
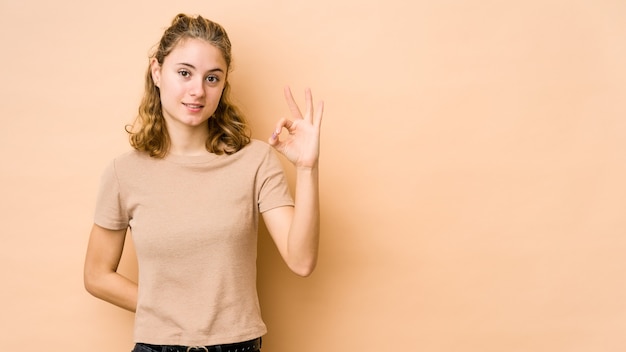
[263,87,324,277]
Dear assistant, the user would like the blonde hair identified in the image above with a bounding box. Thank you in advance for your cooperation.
[127,13,250,157]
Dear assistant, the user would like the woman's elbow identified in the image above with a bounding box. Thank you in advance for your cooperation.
[289,259,317,277]
[83,267,105,298]
[83,272,97,296]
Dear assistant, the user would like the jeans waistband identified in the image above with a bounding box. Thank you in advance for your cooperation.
[137,337,261,352]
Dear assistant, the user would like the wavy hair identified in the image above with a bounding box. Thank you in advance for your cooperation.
[127,13,250,157]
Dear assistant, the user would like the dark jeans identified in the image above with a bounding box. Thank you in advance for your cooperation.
[132,346,261,352]
[131,338,261,352]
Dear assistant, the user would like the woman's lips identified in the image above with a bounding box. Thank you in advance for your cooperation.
[183,103,204,111]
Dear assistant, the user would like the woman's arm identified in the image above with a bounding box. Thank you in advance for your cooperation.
[262,166,319,277]
[84,223,137,312]
[265,87,323,277]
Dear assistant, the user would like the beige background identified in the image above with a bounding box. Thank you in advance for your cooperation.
[1,0,625,351]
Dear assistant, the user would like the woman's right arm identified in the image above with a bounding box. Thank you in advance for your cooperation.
[84,223,137,312]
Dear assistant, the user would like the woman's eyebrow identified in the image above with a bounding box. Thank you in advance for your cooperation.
[177,62,225,73]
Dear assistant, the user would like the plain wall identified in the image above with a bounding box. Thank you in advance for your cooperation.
[1,0,625,351]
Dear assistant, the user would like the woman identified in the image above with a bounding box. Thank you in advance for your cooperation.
[84,13,323,352]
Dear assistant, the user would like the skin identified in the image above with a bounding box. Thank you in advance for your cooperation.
[152,38,228,155]
[84,38,323,312]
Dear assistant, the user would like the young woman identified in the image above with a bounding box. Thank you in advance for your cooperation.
[84,13,323,352]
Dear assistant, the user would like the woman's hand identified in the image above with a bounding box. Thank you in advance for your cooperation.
[269,87,324,168]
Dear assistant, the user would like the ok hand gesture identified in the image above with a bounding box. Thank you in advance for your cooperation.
[269,87,324,169]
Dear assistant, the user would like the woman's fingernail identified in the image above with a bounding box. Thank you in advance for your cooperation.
[271,132,277,139]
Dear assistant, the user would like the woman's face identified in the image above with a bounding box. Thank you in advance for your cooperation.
[151,38,228,131]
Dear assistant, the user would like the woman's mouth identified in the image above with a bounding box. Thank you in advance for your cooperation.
[183,103,204,111]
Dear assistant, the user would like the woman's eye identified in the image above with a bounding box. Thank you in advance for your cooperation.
[178,70,190,77]
[206,76,219,83]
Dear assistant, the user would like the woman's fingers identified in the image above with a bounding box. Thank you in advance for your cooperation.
[285,86,318,124]
[269,117,295,144]
[314,100,324,128]
[271,87,322,144]
[284,86,303,120]
[304,88,313,123]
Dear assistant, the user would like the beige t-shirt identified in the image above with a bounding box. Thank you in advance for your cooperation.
[94,140,294,346]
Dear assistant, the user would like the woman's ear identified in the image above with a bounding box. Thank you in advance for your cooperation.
[150,58,161,88]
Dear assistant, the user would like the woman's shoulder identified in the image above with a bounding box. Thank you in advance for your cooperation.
[245,139,272,152]
[237,139,277,160]
[104,149,154,173]
[111,149,151,163]
[106,142,274,169]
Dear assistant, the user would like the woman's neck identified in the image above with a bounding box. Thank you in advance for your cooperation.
[166,122,211,156]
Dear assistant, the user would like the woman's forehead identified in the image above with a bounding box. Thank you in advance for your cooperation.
[165,38,227,69]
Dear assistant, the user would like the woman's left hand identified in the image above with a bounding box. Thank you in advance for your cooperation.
[269,87,324,168]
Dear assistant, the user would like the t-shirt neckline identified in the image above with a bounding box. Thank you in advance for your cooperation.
[164,152,222,165]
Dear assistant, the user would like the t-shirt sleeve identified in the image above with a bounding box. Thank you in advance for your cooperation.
[94,160,129,230]
[257,147,295,213]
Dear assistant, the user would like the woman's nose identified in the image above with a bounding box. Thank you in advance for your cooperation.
[188,78,205,97]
